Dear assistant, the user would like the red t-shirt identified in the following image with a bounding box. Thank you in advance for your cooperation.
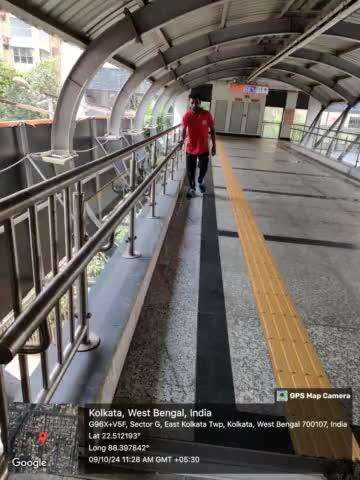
[182,109,214,155]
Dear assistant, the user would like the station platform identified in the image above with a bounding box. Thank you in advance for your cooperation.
[114,136,360,427]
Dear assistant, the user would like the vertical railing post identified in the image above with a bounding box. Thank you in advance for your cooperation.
[162,133,169,194]
[16,123,33,188]
[0,366,9,459]
[64,187,75,344]
[4,219,31,402]
[28,205,50,391]
[170,151,175,180]
[73,182,100,351]
[150,141,157,219]
[48,194,63,365]
[124,153,141,258]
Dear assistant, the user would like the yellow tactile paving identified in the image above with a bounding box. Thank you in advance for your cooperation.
[217,140,360,461]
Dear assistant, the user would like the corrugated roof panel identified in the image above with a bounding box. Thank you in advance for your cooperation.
[78,0,136,33]
[274,72,314,88]
[312,84,341,102]
[162,4,222,43]
[338,76,360,95]
[308,63,345,79]
[307,35,355,54]
[87,3,140,39]
[117,31,168,66]
[227,0,287,25]
[344,8,360,24]
[342,47,360,65]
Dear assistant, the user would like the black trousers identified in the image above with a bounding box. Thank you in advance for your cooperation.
[186,152,209,189]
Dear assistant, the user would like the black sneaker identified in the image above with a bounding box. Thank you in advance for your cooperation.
[198,181,206,194]
[186,188,196,199]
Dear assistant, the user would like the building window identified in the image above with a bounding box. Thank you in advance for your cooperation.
[12,46,33,64]
[348,115,360,129]
[10,17,31,37]
[40,49,50,60]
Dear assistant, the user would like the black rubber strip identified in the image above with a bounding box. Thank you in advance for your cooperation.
[213,165,332,178]
[263,234,360,250]
[243,188,360,203]
[218,229,238,238]
[218,230,359,249]
[197,184,294,454]
[196,168,235,405]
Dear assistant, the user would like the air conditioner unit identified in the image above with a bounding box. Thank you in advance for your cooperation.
[2,35,9,49]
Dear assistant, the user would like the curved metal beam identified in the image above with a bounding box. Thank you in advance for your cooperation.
[109,19,295,135]
[175,45,360,83]
[51,0,225,153]
[134,71,175,130]
[248,0,360,82]
[163,87,187,119]
[109,19,360,137]
[178,57,353,102]
[151,83,183,134]
[108,56,164,136]
[185,67,331,106]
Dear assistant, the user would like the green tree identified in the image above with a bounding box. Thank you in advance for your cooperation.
[0,60,16,97]
[0,58,60,120]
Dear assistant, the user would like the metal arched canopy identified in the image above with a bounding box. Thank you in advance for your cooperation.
[151,82,184,134]
[50,0,360,154]
[163,86,187,118]
[133,62,333,131]
[50,0,226,154]
[108,19,360,135]
[184,67,331,106]
[177,58,355,103]
[175,46,360,83]
[134,72,175,131]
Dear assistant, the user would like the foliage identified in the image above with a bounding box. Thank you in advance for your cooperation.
[28,58,60,99]
[0,60,16,97]
[0,57,60,120]
[144,99,155,128]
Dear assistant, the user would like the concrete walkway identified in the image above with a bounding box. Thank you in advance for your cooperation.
[114,137,360,429]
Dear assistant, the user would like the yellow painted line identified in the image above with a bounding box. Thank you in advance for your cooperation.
[217,140,360,461]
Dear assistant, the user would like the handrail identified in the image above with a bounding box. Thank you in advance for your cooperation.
[0,124,179,222]
[0,141,182,364]
[291,124,360,143]
[290,124,360,167]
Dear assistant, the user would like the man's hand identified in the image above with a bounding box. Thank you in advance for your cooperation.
[211,144,216,157]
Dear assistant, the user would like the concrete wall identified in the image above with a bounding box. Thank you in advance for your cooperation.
[0,117,118,321]
[209,81,267,136]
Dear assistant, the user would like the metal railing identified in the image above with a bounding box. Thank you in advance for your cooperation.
[290,123,360,167]
[261,121,282,139]
[0,124,183,457]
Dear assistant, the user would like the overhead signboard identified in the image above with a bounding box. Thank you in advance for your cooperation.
[229,83,269,95]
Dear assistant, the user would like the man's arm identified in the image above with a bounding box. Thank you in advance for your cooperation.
[180,113,187,147]
[210,126,216,156]
[181,126,187,145]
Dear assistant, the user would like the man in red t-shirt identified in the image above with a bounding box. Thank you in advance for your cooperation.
[181,94,216,198]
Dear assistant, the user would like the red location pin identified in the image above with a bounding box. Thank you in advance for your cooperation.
[38,431,48,446]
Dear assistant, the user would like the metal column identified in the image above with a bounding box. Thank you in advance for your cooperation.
[74,182,100,351]
[124,153,141,258]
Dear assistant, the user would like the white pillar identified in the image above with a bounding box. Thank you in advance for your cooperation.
[305,96,323,127]
[280,91,298,140]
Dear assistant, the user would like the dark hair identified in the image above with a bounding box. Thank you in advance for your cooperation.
[189,93,201,101]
